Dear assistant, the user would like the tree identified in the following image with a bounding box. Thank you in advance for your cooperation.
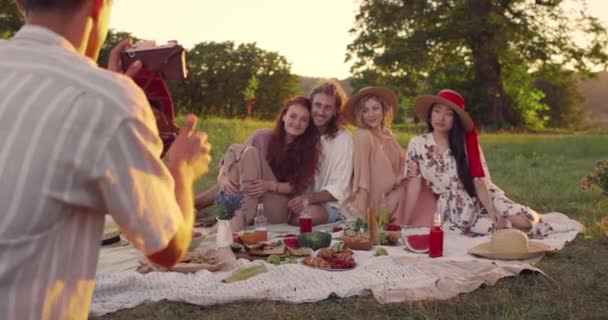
[1,0,23,39]
[170,41,298,119]
[347,0,608,127]
[533,64,585,128]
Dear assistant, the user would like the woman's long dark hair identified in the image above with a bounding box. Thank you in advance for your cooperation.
[426,104,476,197]
[267,97,319,193]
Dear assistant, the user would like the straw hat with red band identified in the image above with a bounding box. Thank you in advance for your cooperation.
[413,89,474,133]
[414,89,485,178]
[343,87,399,127]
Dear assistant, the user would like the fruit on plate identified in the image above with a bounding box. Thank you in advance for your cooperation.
[383,224,401,231]
[286,247,313,257]
[297,231,332,250]
[239,232,259,245]
[373,247,388,256]
[266,255,281,265]
[281,237,300,249]
[387,232,400,246]
[303,251,355,270]
[249,241,286,256]
[405,234,430,253]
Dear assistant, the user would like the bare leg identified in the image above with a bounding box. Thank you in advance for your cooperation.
[232,146,290,230]
[507,215,532,233]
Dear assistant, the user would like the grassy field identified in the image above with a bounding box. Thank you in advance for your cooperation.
[92,118,608,320]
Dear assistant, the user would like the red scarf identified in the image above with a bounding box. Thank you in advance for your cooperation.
[465,124,485,178]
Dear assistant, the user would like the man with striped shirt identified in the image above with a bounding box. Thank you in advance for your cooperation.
[0,0,211,319]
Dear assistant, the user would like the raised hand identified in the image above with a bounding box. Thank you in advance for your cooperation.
[167,114,211,180]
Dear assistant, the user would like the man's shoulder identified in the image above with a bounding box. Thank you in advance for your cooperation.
[67,66,149,118]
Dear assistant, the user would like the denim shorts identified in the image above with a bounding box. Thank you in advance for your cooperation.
[325,204,345,223]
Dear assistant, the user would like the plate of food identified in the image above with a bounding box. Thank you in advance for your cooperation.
[301,244,356,271]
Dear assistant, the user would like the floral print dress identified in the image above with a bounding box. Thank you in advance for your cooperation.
[405,133,552,237]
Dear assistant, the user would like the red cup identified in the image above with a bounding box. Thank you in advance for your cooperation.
[299,216,312,233]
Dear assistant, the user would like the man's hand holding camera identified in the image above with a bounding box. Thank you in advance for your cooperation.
[107,38,142,77]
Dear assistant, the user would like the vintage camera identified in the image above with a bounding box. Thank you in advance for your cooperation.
[120,40,188,80]
[122,41,187,158]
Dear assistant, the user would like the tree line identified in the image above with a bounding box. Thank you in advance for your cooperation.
[346,0,607,129]
[2,0,606,128]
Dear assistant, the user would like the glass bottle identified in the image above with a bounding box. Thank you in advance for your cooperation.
[377,193,391,228]
[429,212,444,258]
[367,207,381,245]
[254,203,268,242]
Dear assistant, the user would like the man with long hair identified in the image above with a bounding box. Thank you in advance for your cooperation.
[0,1,211,318]
[287,80,353,225]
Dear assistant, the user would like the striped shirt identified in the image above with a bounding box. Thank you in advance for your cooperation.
[0,25,183,319]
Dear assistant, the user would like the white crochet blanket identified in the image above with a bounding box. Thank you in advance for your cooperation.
[91,212,582,316]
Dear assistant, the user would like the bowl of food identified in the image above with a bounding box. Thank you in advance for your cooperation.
[382,225,402,245]
[297,231,332,250]
[342,234,374,251]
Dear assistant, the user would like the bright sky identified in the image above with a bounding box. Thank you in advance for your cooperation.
[109,0,608,80]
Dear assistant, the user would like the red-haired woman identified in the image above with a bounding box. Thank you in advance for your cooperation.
[196,97,320,231]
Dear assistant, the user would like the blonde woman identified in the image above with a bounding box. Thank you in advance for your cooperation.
[343,87,435,224]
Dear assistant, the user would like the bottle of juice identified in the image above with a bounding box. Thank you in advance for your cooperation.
[377,193,391,228]
[366,207,380,245]
[299,199,312,233]
[254,203,268,242]
[429,212,444,258]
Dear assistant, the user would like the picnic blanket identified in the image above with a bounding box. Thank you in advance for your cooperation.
[90,212,582,316]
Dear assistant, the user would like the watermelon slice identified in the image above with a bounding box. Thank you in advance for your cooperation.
[405,234,430,253]
[282,237,300,249]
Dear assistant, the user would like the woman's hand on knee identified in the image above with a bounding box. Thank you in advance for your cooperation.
[246,179,269,198]
[219,175,239,194]
[288,195,307,214]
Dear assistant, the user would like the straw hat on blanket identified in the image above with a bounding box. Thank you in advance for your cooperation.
[468,229,553,260]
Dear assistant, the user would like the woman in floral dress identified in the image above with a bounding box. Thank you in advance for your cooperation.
[403,89,551,236]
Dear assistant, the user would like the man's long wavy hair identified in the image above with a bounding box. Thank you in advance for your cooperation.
[308,80,347,139]
[267,96,319,193]
[426,104,476,197]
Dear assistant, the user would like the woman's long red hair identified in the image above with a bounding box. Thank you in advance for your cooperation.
[267,97,319,193]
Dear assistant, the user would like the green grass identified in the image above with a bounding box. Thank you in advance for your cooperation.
[92,118,608,320]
